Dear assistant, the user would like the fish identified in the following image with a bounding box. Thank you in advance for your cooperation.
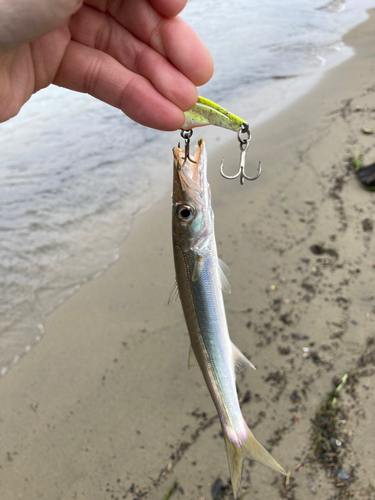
[170,138,286,498]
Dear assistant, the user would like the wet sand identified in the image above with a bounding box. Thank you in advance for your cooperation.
[1,10,375,500]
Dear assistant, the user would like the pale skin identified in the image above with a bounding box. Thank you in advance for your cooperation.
[0,0,214,130]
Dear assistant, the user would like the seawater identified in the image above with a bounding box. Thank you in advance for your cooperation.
[1,0,374,375]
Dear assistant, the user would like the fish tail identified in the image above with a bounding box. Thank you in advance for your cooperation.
[223,422,286,499]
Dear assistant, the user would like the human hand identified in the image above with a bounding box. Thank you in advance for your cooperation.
[0,0,213,130]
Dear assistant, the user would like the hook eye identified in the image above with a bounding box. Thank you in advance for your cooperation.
[238,123,250,145]
[180,129,193,141]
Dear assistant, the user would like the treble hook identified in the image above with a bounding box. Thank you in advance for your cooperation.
[180,129,197,167]
[220,123,261,185]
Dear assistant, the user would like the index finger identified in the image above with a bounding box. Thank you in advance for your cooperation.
[148,0,187,18]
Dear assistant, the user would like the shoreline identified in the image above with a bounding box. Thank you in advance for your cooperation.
[1,3,373,378]
[1,9,375,500]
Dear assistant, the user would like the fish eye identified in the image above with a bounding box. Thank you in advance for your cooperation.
[176,204,195,222]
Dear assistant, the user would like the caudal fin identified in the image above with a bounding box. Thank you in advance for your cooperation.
[223,423,286,499]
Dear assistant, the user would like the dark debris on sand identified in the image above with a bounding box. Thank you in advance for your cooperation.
[308,338,375,500]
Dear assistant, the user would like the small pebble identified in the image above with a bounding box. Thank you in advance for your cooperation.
[291,333,309,340]
[211,478,223,499]
[337,470,350,481]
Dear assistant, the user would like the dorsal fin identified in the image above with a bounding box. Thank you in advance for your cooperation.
[218,258,230,276]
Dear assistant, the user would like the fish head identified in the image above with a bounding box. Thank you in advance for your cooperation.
[172,138,213,252]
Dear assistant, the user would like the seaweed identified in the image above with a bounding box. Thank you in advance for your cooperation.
[311,373,348,464]
[163,480,179,500]
[351,153,375,190]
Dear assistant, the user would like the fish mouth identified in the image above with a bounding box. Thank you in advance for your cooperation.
[173,138,204,177]
[173,138,206,197]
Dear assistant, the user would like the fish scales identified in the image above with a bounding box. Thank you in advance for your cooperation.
[174,241,244,441]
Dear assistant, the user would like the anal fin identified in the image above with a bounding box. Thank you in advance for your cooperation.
[232,343,256,373]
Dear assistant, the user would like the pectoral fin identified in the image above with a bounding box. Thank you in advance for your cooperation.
[192,254,204,281]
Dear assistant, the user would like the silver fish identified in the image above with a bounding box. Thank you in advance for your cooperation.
[170,139,286,498]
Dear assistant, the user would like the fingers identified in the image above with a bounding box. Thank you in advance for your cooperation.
[105,0,213,86]
[70,5,197,111]
[148,0,187,18]
[75,0,213,128]
[53,40,186,130]
[86,0,188,18]
[30,25,72,92]
[0,49,30,121]
[160,16,214,87]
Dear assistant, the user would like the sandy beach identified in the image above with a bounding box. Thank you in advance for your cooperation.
[1,9,375,500]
